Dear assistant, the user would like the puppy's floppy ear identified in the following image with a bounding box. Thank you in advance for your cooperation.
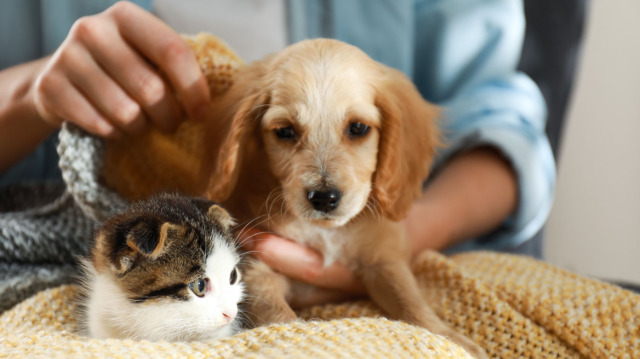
[207,61,271,202]
[373,67,441,221]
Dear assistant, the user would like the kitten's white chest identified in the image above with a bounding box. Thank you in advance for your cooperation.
[274,219,347,267]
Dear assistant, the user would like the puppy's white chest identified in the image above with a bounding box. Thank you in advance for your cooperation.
[274,220,347,267]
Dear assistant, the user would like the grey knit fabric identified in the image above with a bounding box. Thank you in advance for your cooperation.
[58,123,129,222]
[0,123,129,313]
[0,262,78,313]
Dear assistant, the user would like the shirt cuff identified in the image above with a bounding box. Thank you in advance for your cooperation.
[435,73,556,251]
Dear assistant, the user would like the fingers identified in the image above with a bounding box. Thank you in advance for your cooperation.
[108,2,210,119]
[34,68,121,138]
[32,2,209,138]
[63,43,147,135]
[249,233,365,294]
[81,21,181,132]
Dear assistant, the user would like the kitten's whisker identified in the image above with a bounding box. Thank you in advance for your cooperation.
[237,230,276,248]
[237,314,256,330]
[237,215,267,240]
[240,293,274,307]
[265,190,284,220]
[235,220,273,251]
[265,191,285,223]
[238,249,264,258]
[262,187,282,213]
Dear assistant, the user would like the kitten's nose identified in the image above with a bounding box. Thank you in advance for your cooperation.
[307,188,342,213]
[222,308,237,323]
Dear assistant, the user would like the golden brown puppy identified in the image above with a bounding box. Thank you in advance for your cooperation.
[208,39,486,358]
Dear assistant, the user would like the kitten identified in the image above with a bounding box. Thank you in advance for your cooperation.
[78,193,245,341]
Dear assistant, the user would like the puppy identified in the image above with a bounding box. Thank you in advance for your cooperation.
[207,39,487,358]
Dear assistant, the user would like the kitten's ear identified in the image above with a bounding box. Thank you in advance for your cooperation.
[189,197,236,229]
[119,220,180,272]
[96,215,182,275]
[206,204,236,229]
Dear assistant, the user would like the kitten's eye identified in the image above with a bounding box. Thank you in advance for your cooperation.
[348,122,370,138]
[274,126,296,140]
[188,278,208,297]
[229,267,240,285]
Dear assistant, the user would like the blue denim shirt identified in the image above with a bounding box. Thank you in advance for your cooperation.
[0,0,555,250]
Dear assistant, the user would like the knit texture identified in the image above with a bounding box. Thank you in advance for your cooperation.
[0,182,97,313]
[58,124,128,222]
[1,251,639,358]
[1,34,639,358]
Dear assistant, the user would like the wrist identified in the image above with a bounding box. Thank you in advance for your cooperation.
[405,195,458,253]
[0,57,58,172]
[8,57,56,129]
[405,147,517,253]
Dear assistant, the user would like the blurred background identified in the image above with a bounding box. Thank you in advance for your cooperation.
[545,0,640,287]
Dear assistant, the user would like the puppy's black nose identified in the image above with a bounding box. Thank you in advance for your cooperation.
[307,189,342,213]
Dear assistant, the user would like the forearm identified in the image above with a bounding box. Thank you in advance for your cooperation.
[0,57,57,172]
[406,147,518,252]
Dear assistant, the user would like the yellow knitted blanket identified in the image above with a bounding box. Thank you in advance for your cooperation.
[1,251,639,358]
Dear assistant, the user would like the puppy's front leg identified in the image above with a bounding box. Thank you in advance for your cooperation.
[359,260,488,359]
[242,259,297,327]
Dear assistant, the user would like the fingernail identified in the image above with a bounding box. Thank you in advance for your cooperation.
[105,128,123,141]
[98,120,122,140]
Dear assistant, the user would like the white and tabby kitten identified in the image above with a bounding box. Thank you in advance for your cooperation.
[79,193,245,341]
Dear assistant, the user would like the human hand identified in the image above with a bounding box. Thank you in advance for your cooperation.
[240,228,366,307]
[32,1,210,138]
[238,212,444,307]
[237,203,455,307]
[238,206,450,306]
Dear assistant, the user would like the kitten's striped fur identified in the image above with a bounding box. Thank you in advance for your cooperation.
[79,193,245,341]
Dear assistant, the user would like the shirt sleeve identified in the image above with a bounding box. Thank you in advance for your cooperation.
[413,0,556,250]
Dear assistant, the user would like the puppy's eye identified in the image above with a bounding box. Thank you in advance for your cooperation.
[229,267,241,285]
[348,122,370,138]
[274,126,296,140]
[188,277,208,297]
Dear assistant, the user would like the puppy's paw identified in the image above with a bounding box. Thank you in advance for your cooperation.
[270,306,298,324]
[406,312,488,358]
[246,303,297,328]
[443,329,488,359]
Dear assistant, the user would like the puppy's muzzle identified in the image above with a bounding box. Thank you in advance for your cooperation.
[307,188,342,213]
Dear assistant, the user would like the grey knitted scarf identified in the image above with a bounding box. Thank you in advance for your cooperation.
[0,123,128,313]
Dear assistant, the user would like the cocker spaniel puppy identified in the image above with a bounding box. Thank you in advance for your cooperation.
[208,39,486,358]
